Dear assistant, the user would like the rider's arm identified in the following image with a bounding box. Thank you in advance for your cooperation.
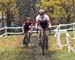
[48,19,51,27]
[29,21,33,32]
[46,15,51,28]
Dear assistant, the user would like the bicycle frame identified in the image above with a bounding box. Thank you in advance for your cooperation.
[23,32,30,47]
[40,29,48,55]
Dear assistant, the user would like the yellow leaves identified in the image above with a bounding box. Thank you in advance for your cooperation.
[0,0,19,21]
[53,11,59,18]
[0,0,2,3]
[49,0,61,6]
[0,11,2,15]
[0,35,23,47]
[40,0,74,20]
[1,0,15,4]
[55,0,61,4]
[41,1,50,6]
[41,0,47,3]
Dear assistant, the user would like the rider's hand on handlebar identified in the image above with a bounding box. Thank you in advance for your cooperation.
[35,25,38,29]
[48,24,51,28]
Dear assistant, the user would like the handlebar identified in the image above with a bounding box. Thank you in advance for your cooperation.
[29,26,51,33]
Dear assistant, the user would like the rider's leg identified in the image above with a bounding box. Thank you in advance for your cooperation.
[28,30,32,48]
[38,31,41,45]
[45,29,49,38]
[29,33,31,41]
[23,30,27,45]
[28,26,33,42]
[37,26,42,45]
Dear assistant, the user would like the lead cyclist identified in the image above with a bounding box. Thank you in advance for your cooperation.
[35,9,51,49]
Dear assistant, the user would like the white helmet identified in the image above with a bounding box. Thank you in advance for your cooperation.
[39,9,45,15]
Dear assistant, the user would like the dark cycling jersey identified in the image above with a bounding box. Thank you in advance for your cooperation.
[23,20,32,33]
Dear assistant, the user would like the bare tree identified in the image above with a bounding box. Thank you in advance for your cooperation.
[16,0,39,25]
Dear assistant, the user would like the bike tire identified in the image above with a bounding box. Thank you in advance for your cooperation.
[41,34,46,55]
[23,32,29,47]
[45,36,48,50]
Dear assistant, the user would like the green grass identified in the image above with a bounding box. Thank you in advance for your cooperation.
[47,50,75,60]
[0,47,32,60]
[0,33,75,60]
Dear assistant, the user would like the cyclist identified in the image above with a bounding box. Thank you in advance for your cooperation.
[35,9,51,48]
[22,17,32,47]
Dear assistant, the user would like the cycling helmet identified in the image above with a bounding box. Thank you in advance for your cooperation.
[26,17,31,20]
[39,9,45,15]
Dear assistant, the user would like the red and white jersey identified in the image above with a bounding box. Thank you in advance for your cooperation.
[36,14,50,21]
[35,14,51,25]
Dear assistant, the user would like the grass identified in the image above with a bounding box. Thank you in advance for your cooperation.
[0,47,33,60]
[47,50,75,60]
[0,32,75,60]
[0,35,33,60]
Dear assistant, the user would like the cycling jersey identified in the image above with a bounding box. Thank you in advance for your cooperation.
[35,14,51,29]
[23,20,32,33]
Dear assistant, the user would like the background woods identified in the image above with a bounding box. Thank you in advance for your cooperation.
[0,0,75,27]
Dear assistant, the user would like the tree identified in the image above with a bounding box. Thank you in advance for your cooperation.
[0,0,20,27]
[16,0,39,25]
[40,0,75,24]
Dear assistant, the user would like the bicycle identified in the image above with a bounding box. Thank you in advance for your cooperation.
[23,31,31,48]
[23,25,33,48]
[37,28,49,55]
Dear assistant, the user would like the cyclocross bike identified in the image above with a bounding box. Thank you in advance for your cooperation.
[38,28,49,55]
[23,31,31,48]
[23,24,33,48]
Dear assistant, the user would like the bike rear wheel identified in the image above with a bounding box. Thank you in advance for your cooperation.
[23,32,30,47]
[41,33,47,55]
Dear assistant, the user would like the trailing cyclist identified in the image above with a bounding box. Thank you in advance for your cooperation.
[22,17,32,48]
[35,9,51,49]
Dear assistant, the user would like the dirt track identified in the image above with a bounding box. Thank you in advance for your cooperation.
[30,35,51,60]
